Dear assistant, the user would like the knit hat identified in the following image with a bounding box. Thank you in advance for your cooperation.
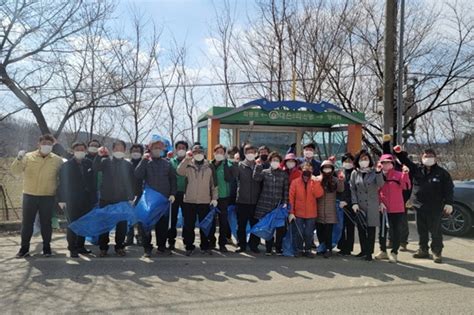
[380,154,394,163]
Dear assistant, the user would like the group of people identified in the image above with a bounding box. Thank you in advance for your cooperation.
[12,133,454,264]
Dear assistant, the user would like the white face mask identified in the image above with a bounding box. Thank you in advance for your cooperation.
[74,151,86,160]
[342,162,353,170]
[194,154,204,162]
[40,145,53,155]
[215,154,225,162]
[422,157,435,167]
[88,147,98,154]
[131,152,142,160]
[286,161,296,169]
[245,153,256,161]
[151,149,161,158]
[359,160,370,168]
[304,150,314,159]
[113,151,125,159]
[270,161,280,169]
[322,168,332,174]
[177,150,186,158]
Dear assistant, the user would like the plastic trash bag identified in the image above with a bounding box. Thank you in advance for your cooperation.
[250,205,288,241]
[282,221,297,257]
[227,204,250,241]
[69,201,135,237]
[317,201,345,253]
[32,213,41,237]
[134,186,170,232]
[198,206,220,237]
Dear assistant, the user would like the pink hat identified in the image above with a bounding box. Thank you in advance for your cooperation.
[284,153,297,162]
[380,154,394,163]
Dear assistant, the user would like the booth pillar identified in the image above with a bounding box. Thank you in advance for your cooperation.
[207,118,220,158]
[347,124,363,155]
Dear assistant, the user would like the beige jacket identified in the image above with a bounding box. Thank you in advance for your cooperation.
[177,159,218,204]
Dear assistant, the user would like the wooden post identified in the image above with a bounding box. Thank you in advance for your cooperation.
[347,124,362,155]
[207,118,220,159]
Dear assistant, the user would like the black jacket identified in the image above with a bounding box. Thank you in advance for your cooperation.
[337,168,354,205]
[236,160,261,205]
[57,158,97,221]
[134,157,177,197]
[131,158,144,200]
[395,151,454,210]
[93,156,135,203]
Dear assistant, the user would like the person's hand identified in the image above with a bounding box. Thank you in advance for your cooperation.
[58,202,66,210]
[169,195,175,203]
[288,213,296,222]
[185,151,193,160]
[210,200,218,208]
[255,158,262,165]
[328,156,336,164]
[393,145,402,154]
[337,170,345,180]
[129,199,135,206]
[443,204,453,215]
[98,146,109,157]
[17,150,26,160]
[352,204,359,213]
[143,152,151,160]
[402,165,410,173]
[379,203,387,213]
[376,162,383,172]
[383,134,392,143]
[339,201,348,208]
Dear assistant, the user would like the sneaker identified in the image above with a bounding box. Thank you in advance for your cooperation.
[375,251,389,260]
[43,248,52,257]
[143,251,152,258]
[365,254,373,262]
[433,252,442,264]
[219,246,228,253]
[235,247,246,253]
[16,249,30,259]
[167,244,175,251]
[388,252,398,263]
[294,251,304,258]
[157,246,166,254]
[226,238,236,246]
[413,249,430,259]
[399,243,408,252]
[355,252,365,258]
[265,251,272,256]
[337,250,350,256]
[70,251,79,258]
[387,241,393,249]
[323,251,332,259]
[275,249,283,256]
[185,249,194,257]
[201,249,213,255]
[99,250,108,257]
[304,251,315,259]
[115,249,126,257]
[77,248,92,254]
[250,247,260,254]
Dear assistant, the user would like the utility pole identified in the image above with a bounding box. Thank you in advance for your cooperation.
[396,0,406,145]
[383,0,397,137]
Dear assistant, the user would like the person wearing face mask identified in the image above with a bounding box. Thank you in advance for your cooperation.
[349,150,385,261]
[374,154,411,263]
[12,134,64,258]
[235,144,262,253]
[253,152,289,255]
[168,140,189,250]
[300,143,322,176]
[394,147,454,263]
[124,144,145,246]
[315,160,345,258]
[57,142,97,258]
[93,140,135,257]
[282,153,302,184]
[135,137,177,257]
[256,145,271,169]
[177,145,218,256]
[336,153,356,256]
[288,163,324,258]
[208,144,238,252]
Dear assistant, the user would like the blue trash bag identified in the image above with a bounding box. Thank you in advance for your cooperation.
[134,186,170,232]
[282,221,297,257]
[317,201,345,253]
[69,201,135,237]
[198,206,220,237]
[228,204,251,240]
[86,235,99,245]
[250,205,288,241]
[177,207,183,228]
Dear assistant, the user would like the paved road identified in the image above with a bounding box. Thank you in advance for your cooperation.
[1,223,473,314]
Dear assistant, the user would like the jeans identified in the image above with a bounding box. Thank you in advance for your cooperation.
[379,212,404,254]
[294,217,315,252]
[182,203,211,251]
[20,194,55,252]
[415,206,444,254]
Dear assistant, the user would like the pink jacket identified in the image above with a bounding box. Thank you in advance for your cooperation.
[379,169,411,213]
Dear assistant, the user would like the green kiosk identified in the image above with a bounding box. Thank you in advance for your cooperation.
[197,98,365,162]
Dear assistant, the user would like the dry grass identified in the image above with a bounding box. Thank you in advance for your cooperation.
[0,158,23,221]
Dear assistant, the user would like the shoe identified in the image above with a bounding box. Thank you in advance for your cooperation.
[70,251,79,258]
[388,252,398,263]
[115,249,126,257]
[219,246,228,253]
[143,251,152,258]
[43,248,52,257]
[323,251,332,258]
[185,249,194,257]
[265,251,272,256]
[375,251,389,260]
[399,243,408,252]
[294,251,304,258]
[365,254,373,261]
[226,238,236,246]
[433,252,442,264]
[337,250,350,256]
[16,249,30,258]
[387,241,393,249]
[167,244,175,251]
[250,247,260,254]
[413,249,430,259]
[355,252,365,258]
[235,247,246,253]
[275,249,283,256]
[304,252,315,259]
[157,246,166,254]
[99,250,108,257]
[77,248,92,254]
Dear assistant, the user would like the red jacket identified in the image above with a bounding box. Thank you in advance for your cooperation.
[289,177,324,218]
[379,169,411,213]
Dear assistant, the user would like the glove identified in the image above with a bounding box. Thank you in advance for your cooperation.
[393,145,402,153]
[288,213,296,222]
[210,200,218,208]
[58,202,66,210]
[339,201,348,208]
[352,204,359,212]
[169,195,175,203]
[379,203,387,213]
[383,134,392,142]
[98,146,109,157]
[282,203,288,208]
[443,204,453,215]
[17,150,26,160]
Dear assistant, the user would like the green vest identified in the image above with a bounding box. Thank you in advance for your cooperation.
[215,162,230,198]
[170,157,186,192]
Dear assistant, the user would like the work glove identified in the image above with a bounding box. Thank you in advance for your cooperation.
[169,195,175,203]
[17,150,26,160]
[339,201,348,208]
[288,213,296,222]
[210,200,218,208]
[443,204,453,215]
[352,204,359,213]
[58,202,66,210]
[379,203,387,213]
